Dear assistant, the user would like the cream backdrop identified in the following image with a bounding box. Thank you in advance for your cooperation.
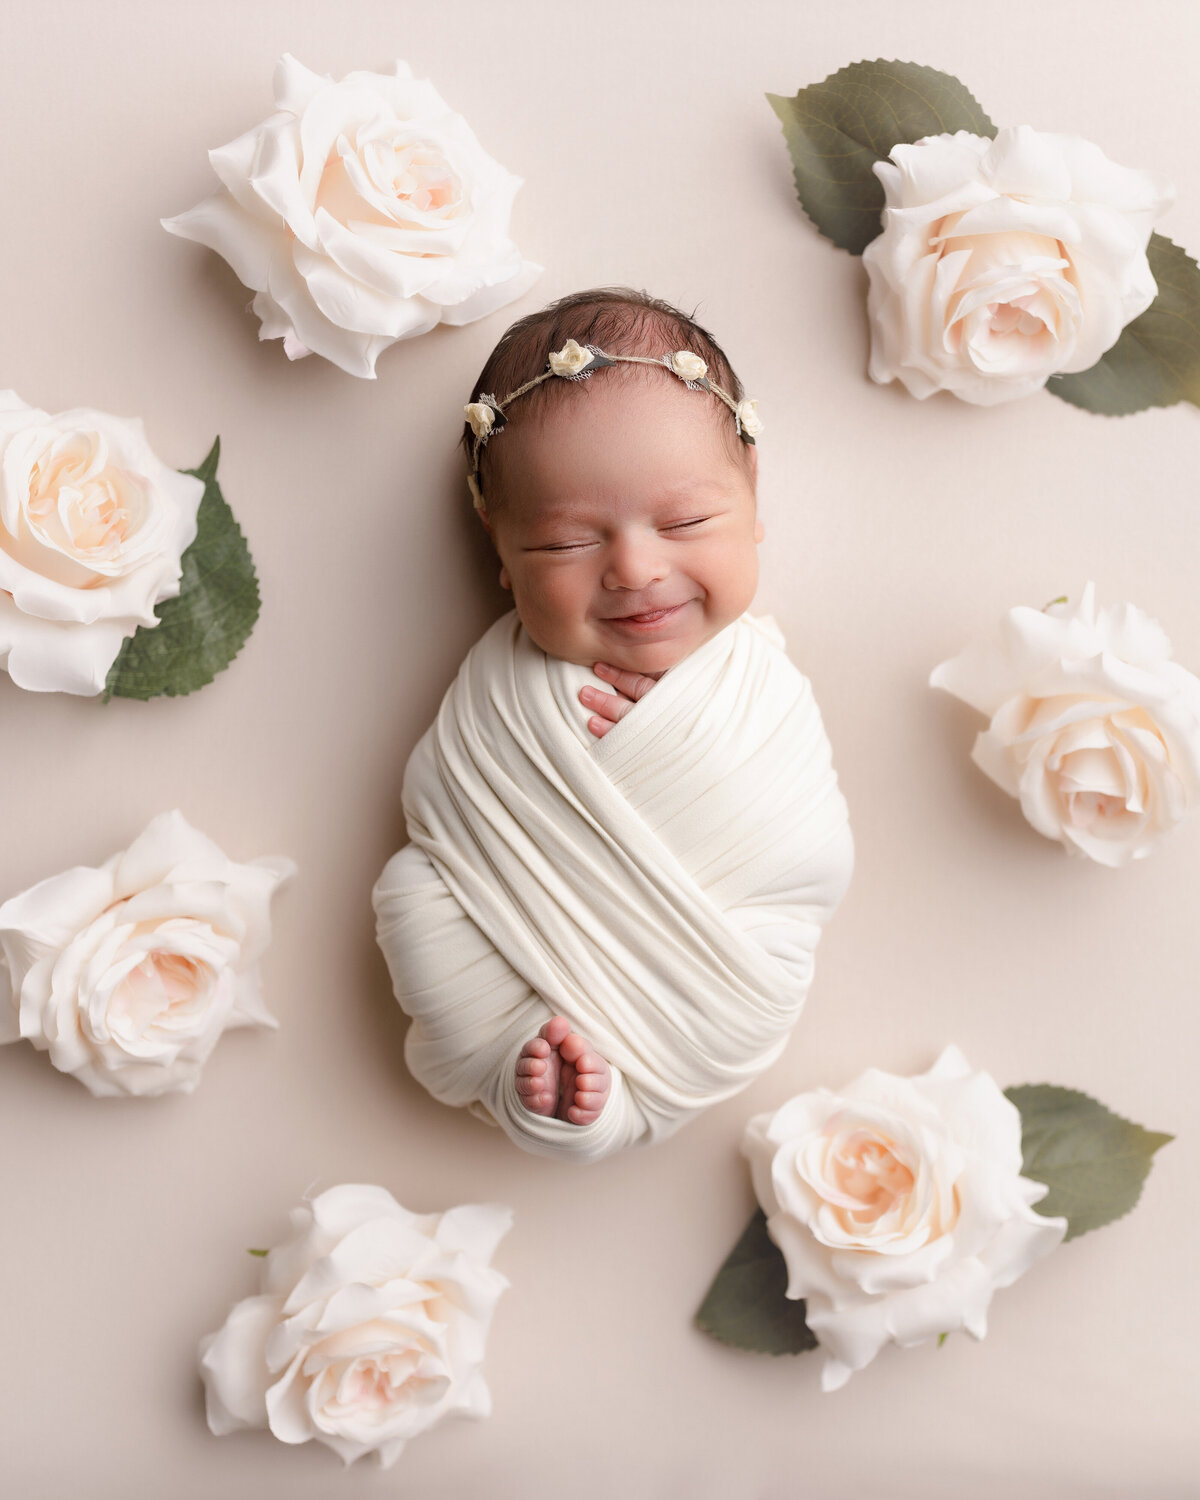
[2,2,1197,1495]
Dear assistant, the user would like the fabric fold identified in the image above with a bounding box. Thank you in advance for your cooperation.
[373,610,852,1162]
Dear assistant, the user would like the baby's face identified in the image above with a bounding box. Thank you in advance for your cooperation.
[481,373,763,678]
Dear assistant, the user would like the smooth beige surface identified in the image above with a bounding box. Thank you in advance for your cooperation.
[2,2,1197,1495]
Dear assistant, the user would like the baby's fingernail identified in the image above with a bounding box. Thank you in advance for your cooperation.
[580,686,593,701]
[594,662,610,675]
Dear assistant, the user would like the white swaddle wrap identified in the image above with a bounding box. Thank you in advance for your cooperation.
[373,609,853,1162]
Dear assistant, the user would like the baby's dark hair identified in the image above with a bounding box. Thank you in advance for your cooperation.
[461,286,750,509]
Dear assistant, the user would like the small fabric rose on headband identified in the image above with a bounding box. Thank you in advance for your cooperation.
[464,402,496,440]
[548,339,594,377]
[669,351,708,382]
[736,398,764,438]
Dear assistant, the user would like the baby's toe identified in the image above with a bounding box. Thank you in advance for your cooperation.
[519,1036,550,1059]
[572,1089,607,1112]
[566,1102,603,1124]
[516,1056,547,1077]
[517,1076,554,1109]
[575,1070,610,1098]
[540,1016,571,1048]
[559,1031,594,1066]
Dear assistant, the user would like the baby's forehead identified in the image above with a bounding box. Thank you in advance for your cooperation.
[505,474,742,526]
[480,361,754,516]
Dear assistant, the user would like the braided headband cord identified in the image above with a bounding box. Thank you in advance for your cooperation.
[462,339,763,509]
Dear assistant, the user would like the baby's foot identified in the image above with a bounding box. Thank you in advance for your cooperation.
[557,1026,612,1126]
[514,1017,566,1117]
[514,1016,612,1125]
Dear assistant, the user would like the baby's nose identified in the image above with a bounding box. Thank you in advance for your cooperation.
[602,534,669,590]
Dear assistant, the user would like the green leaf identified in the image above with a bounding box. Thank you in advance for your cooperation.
[695,1208,817,1355]
[938,1332,949,1348]
[1006,1084,1172,1241]
[247,1248,269,1257]
[767,60,996,255]
[104,437,260,700]
[1047,234,1200,414]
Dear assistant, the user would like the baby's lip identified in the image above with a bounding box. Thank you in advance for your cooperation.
[605,601,688,621]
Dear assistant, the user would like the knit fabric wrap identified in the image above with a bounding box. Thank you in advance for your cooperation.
[373,610,853,1162]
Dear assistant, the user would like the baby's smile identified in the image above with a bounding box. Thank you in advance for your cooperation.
[602,597,695,631]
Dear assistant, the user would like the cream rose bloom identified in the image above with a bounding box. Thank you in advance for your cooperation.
[0,392,203,695]
[0,811,294,1097]
[548,338,594,377]
[931,583,1200,866]
[200,1185,512,1468]
[736,398,764,438]
[463,401,496,439]
[163,54,542,379]
[669,350,708,382]
[862,126,1173,404]
[745,1046,1066,1391]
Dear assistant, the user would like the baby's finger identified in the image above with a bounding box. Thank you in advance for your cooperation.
[594,662,657,701]
[579,685,634,724]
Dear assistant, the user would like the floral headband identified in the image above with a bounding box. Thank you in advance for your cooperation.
[462,338,764,509]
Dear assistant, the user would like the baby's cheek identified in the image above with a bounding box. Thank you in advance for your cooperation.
[511,577,595,660]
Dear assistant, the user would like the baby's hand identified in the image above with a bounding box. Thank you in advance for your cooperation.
[579,662,657,738]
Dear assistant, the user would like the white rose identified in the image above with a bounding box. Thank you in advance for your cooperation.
[669,350,708,382]
[0,392,203,695]
[547,338,594,377]
[200,1185,512,1469]
[745,1046,1066,1391]
[862,126,1173,404]
[931,583,1200,866]
[0,811,295,1097]
[736,397,764,437]
[163,54,542,379]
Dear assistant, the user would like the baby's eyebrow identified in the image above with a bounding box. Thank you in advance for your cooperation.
[658,477,733,498]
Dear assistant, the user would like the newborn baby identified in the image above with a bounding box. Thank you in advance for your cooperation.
[373,288,853,1161]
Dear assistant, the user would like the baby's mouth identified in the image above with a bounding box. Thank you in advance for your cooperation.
[606,602,688,629]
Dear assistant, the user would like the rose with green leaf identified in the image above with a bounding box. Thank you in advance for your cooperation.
[697,1047,1170,1388]
[0,392,203,694]
[769,61,1200,413]
[0,394,258,699]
